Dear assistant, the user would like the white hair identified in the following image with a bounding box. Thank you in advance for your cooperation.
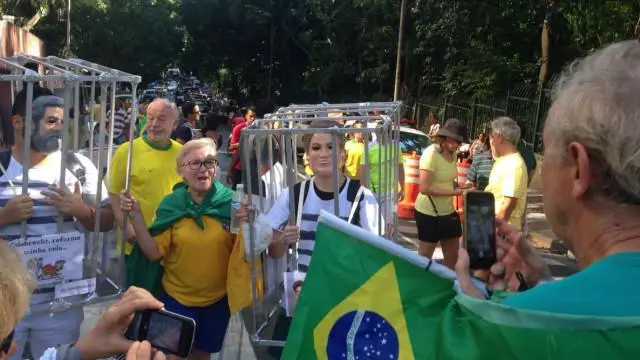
[545,40,640,204]
[149,98,180,121]
[0,240,35,339]
[491,116,521,145]
[176,138,218,173]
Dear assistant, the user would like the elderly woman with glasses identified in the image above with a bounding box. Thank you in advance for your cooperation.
[120,138,235,359]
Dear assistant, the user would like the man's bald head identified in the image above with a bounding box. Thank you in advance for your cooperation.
[148,98,179,122]
[145,98,180,145]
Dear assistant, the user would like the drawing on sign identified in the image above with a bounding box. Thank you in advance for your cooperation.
[13,232,85,285]
[27,257,66,280]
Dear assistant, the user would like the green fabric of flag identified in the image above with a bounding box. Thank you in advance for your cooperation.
[282,213,640,360]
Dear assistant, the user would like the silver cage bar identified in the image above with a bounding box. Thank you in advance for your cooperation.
[239,101,403,348]
[0,54,141,315]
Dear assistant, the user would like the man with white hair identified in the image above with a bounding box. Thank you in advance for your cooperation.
[484,117,528,229]
[109,98,183,293]
[457,40,640,316]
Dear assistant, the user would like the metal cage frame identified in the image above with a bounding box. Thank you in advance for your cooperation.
[0,54,141,315]
[239,101,404,348]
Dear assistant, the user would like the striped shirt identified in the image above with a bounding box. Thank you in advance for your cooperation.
[108,107,129,139]
[267,177,380,272]
[467,152,494,190]
[0,150,108,304]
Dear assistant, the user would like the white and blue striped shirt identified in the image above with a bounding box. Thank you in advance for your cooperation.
[0,150,108,304]
[267,177,380,272]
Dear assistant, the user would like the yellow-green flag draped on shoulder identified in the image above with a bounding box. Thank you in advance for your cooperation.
[282,211,640,360]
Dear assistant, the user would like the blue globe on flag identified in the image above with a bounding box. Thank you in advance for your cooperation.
[327,310,399,359]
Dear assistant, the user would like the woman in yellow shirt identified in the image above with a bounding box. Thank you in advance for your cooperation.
[414,118,468,269]
[121,138,235,359]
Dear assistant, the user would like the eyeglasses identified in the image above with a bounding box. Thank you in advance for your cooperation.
[183,159,218,170]
[1,329,14,354]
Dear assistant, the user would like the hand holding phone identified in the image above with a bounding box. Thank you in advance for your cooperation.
[462,191,497,270]
[126,341,166,360]
[125,309,196,358]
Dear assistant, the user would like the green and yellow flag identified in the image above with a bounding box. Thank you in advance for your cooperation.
[282,211,640,359]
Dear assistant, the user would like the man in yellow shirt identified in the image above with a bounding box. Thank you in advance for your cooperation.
[108,98,183,272]
[484,117,528,229]
[344,121,365,179]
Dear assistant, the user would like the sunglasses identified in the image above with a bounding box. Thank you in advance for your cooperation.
[1,329,14,354]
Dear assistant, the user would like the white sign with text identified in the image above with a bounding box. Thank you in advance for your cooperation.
[55,277,97,299]
[13,231,85,286]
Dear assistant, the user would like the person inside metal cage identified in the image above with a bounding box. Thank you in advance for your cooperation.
[0,88,114,360]
[263,119,382,359]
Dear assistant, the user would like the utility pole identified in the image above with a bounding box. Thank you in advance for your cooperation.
[65,0,71,55]
[393,0,407,101]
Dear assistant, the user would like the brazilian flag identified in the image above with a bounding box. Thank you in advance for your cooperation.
[282,211,640,359]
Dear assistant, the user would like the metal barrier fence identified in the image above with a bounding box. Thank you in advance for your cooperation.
[410,82,556,153]
[240,101,403,348]
[0,55,139,315]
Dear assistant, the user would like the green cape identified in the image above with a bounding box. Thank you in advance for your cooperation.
[125,181,234,297]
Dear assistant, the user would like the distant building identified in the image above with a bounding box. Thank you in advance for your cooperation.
[0,20,45,146]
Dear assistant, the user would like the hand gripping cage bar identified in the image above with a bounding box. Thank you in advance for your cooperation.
[0,54,141,315]
[239,101,403,348]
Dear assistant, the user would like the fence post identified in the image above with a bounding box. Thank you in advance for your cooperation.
[504,89,511,116]
[442,97,448,122]
[470,96,478,140]
[532,87,544,152]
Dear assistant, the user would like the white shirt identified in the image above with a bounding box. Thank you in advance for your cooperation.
[267,177,380,272]
[0,150,107,304]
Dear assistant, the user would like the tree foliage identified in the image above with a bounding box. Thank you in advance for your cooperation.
[3,0,640,103]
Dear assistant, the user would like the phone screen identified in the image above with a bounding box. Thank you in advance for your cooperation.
[147,311,184,353]
[465,193,497,269]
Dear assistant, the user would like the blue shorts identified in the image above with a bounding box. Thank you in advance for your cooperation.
[159,293,231,354]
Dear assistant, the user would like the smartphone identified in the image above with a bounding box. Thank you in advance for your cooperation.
[462,191,497,270]
[125,309,196,358]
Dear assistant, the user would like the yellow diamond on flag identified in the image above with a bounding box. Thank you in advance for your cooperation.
[313,262,414,360]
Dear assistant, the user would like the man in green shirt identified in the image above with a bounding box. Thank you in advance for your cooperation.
[358,134,406,237]
[135,101,149,137]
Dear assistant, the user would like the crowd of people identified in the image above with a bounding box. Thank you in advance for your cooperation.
[0,39,639,359]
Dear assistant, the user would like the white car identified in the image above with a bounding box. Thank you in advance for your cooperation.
[398,126,432,155]
[363,123,432,155]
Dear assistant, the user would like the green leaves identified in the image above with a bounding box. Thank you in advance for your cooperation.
[13,0,640,105]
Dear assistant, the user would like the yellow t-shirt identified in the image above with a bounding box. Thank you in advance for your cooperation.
[484,152,528,229]
[344,140,364,179]
[109,137,183,255]
[414,145,457,216]
[154,216,233,307]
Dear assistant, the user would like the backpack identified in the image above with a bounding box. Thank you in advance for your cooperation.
[0,149,87,186]
[293,178,365,227]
